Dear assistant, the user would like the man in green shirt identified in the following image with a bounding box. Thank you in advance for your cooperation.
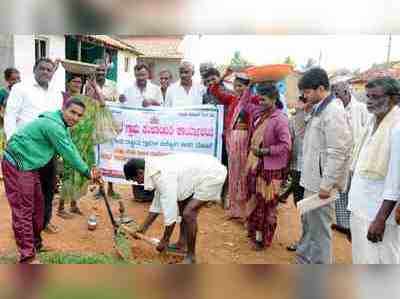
[2,98,102,264]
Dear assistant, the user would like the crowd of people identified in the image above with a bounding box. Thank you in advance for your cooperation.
[1,56,400,265]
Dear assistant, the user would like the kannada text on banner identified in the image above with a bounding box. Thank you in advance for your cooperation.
[97,104,224,184]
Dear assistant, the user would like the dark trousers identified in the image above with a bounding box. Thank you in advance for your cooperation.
[39,159,56,228]
[291,170,305,205]
[2,160,44,262]
[279,170,305,206]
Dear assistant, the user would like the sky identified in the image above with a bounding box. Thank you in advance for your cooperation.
[181,35,400,73]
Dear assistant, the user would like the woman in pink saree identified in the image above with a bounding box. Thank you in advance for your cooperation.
[244,82,291,250]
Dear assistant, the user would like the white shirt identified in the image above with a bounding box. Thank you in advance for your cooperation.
[4,79,63,140]
[346,97,371,146]
[348,122,400,225]
[164,81,204,107]
[122,80,162,108]
[144,153,226,225]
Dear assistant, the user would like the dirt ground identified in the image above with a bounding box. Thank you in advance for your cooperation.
[0,184,352,264]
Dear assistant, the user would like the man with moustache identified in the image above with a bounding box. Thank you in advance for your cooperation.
[120,62,163,203]
[164,61,204,107]
[85,60,119,103]
[159,69,173,104]
[120,62,162,107]
[349,77,400,264]
[5,58,63,235]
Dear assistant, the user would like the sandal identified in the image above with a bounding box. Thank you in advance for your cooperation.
[286,243,298,252]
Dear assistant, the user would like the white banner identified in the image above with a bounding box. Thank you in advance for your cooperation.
[97,104,224,184]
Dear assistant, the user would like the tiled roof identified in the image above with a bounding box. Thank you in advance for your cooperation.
[121,36,184,59]
[350,68,400,83]
[85,35,142,55]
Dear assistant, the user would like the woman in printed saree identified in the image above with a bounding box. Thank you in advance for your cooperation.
[58,74,117,219]
[245,82,291,250]
[209,72,255,222]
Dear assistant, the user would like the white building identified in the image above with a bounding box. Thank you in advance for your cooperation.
[0,34,142,93]
[0,35,65,91]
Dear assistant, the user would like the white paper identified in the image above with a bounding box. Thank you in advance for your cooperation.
[297,193,336,215]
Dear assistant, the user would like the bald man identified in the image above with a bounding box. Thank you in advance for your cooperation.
[164,62,204,107]
[331,80,371,240]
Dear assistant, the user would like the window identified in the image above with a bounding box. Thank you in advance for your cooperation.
[35,37,48,62]
[124,56,130,73]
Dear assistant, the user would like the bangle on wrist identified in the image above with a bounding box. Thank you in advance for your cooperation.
[262,148,270,155]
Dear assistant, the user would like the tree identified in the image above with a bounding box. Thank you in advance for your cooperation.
[229,50,252,71]
[283,56,296,67]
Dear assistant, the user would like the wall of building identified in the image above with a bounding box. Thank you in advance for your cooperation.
[13,35,36,84]
[13,35,66,92]
[117,50,137,93]
[47,35,66,92]
[0,35,15,87]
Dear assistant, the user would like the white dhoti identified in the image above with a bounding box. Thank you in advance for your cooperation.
[351,213,400,264]
[194,165,227,202]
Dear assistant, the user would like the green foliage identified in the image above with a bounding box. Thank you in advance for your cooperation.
[0,252,131,264]
[39,252,130,264]
[229,50,252,71]
[115,229,134,261]
[283,56,296,67]
[43,286,132,299]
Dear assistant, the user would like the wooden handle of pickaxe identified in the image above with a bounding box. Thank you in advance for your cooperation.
[120,224,160,247]
[96,181,119,235]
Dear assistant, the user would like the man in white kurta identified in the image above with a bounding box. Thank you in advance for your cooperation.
[4,58,63,235]
[123,153,227,263]
[121,63,162,108]
[331,81,371,238]
[348,77,400,264]
[5,62,63,140]
[164,62,204,107]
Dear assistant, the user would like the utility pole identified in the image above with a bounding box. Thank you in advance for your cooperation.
[386,34,392,66]
[318,50,322,66]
